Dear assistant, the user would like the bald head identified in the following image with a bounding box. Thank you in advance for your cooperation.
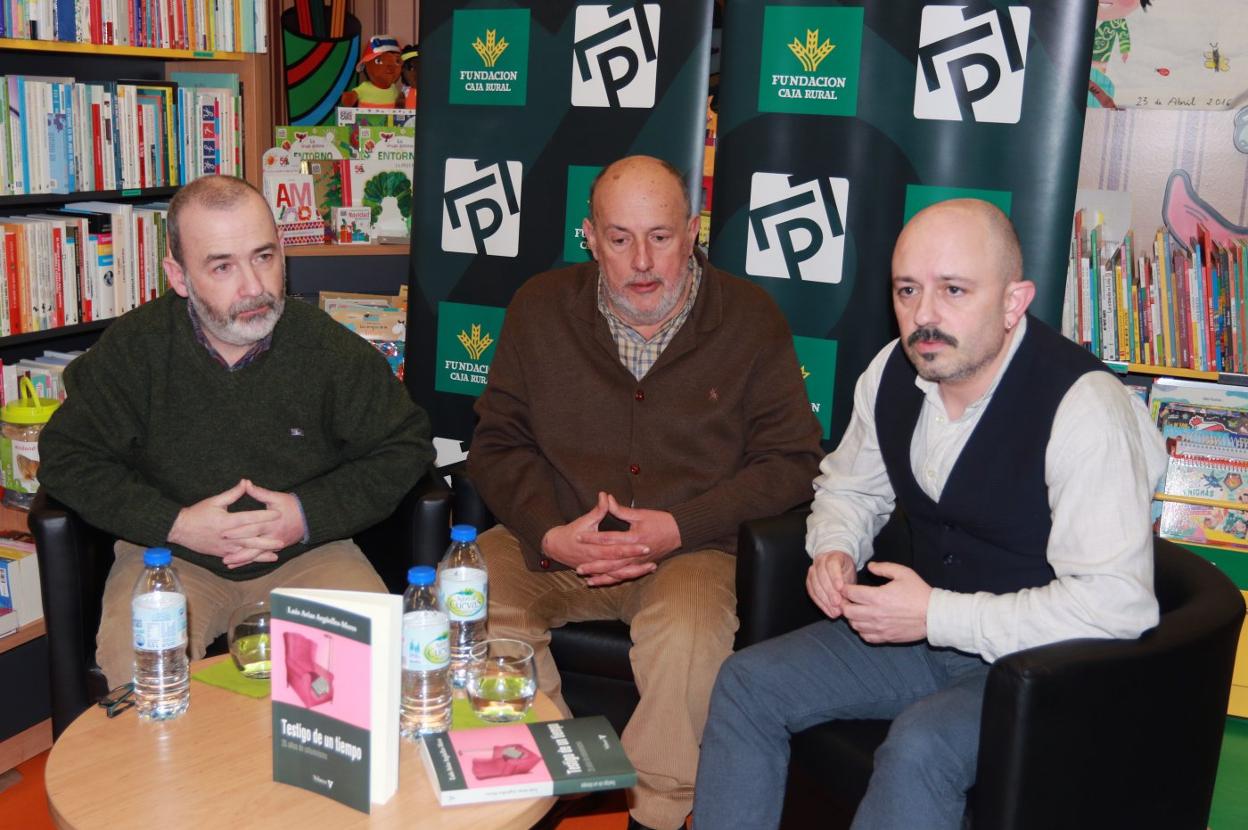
[897,199,1022,286]
[588,155,692,224]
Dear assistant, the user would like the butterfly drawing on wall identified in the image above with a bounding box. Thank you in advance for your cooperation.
[1204,43,1230,73]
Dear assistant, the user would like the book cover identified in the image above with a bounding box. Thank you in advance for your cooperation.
[421,715,637,806]
[352,126,414,162]
[262,171,317,225]
[331,206,372,244]
[270,588,401,813]
[1157,401,1248,445]
[304,158,344,225]
[335,107,415,129]
[1157,453,1248,551]
[274,125,353,161]
[342,159,413,239]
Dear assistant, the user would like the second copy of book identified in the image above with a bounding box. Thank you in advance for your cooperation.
[421,715,637,806]
[271,588,402,813]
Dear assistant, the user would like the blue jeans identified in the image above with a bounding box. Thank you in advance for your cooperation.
[692,619,989,830]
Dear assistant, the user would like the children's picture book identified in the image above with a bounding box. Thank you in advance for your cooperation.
[421,715,637,806]
[305,158,345,225]
[320,292,406,380]
[342,160,413,239]
[1157,401,1248,445]
[336,107,416,128]
[262,171,318,224]
[353,126,414,161]
[1148,377,1248,425]
[273,125,353,160]
[270,588,402,813]
[331,206,372,244]
[1156,452,1248,551]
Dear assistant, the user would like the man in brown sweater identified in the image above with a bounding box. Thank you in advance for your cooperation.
[468,155,822,830]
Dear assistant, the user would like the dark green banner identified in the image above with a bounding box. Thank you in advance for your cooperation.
[710,0,1096,443]
[407,1,714,444]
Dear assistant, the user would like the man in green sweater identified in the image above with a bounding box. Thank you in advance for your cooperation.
[38,175,433,688]
[469,156,823,830]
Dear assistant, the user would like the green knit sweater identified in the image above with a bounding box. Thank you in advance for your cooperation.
[38,292,433,580]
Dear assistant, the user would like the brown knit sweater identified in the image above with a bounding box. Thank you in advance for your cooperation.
[468,254,824,571]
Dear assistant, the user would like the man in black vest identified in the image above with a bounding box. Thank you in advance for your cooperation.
[691,199,1167,829]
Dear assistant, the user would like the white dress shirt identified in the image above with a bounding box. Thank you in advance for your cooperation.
[806,316,1168,662]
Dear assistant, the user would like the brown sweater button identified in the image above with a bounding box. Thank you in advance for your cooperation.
[539,557,551,569]
[635,389,645,401]
[629,464,641,475]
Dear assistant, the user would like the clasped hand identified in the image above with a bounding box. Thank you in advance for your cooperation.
[541,492,681,587]
[167,479,306,569]
[807,553,932,643]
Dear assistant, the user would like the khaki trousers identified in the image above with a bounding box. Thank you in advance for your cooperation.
[479,525,738,830]
[97,540,386,689]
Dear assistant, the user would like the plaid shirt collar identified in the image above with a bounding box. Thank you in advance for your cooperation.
[597,256,702,381]
[187,300,272,371]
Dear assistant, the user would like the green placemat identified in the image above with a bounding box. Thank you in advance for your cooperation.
[450,696,537,729]
[192,658,271,698]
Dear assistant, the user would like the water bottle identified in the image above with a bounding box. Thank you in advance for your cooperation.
[437,524,488,688]
[131,547,189,720]
[401,566,451,737]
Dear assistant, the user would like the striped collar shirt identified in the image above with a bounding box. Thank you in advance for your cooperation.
[597,258,702,380]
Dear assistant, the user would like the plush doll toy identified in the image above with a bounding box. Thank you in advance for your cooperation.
[400,43,419,109]
[340,34,403,108]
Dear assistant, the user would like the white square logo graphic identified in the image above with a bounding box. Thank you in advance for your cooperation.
[571,4,661,108]
[913,5,1030,124]
[745,172,849,284]
[441,158,523,258]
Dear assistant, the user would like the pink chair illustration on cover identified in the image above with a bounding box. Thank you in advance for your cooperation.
[283,631,334,708]
[464,743,542,780]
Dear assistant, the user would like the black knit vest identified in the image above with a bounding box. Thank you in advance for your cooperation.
[874,316,1111,594]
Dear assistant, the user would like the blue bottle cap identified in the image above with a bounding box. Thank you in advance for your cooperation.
[408,565,436,586]
[450,524,478,543]
[143,547,173,567]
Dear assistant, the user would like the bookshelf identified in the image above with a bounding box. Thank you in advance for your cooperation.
[0,32,276,356]
[0,502,47,773]
[0,39,247,60]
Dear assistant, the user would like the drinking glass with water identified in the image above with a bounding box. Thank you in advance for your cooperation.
[465,638,536,723]
[228,599,272,679]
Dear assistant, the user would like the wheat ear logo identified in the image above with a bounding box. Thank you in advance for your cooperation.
[801,365,811,380]
[473,30,509,67]
[789,29,834,72]
[458,324,494,360]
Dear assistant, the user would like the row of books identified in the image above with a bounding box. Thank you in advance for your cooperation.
[1062,211,1248,373]
[0,347,80,404]
[0,531,40,638]
[320,289,406,380]
[0,71,241,196]
[0,200,169,338]
[1151,377,1248,552]
[0,0,269,53]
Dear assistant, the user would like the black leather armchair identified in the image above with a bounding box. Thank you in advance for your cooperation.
[738,509,1246,830]
[30,470,452,738]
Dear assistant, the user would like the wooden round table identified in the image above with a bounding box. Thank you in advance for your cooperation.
[45,656,559,830]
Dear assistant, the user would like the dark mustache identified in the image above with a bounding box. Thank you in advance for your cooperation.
[907,327,958,348]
